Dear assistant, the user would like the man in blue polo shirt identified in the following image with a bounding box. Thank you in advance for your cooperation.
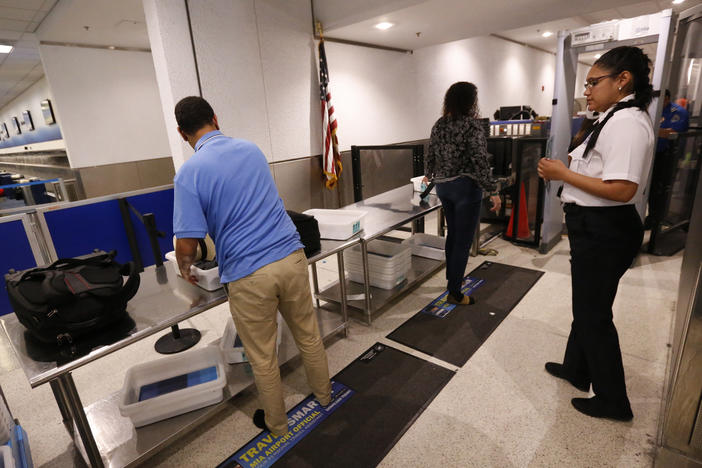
[172,96,331,436]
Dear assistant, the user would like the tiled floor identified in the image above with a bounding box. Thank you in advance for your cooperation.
[0,213,682,467]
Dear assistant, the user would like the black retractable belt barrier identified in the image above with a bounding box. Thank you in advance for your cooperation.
[119,197,201,354]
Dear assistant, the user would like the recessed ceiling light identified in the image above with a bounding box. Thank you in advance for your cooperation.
[672,0,685,4]
[542,31,553,38]
[375,22,394,30]
[0,45,13,54]
[595,53,601,58]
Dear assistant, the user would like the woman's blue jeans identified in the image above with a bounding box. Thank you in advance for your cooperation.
[435,176,483,299]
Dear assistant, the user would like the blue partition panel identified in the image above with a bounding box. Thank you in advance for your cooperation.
[124,188,175,265]
[43,187,175,268]
[0,219,38,316]
[43,199,134,264]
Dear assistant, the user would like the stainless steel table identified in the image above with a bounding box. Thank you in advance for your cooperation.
[317,184,446,324]
[1,245,354,468]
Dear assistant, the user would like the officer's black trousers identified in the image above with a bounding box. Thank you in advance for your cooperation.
[562,203,643,405]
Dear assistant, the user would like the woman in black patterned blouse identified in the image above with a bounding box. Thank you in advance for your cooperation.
[424,82,501,305]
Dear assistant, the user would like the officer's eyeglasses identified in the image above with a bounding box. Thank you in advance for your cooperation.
[584,74,616,90]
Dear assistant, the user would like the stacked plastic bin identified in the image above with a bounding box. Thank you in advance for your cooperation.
[344,240,412,290]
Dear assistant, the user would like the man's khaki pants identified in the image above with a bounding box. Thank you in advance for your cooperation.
[225,249,332,436]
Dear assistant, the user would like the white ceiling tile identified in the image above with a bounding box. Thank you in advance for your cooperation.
[9,46,37,55]
[39,0,58,12]
[0,1,44,9]
[6,55,39,65]
[0,7,36,21]
[579,9,624,24]
[616,1,659,18]
[0,29,22,40]
[0,18,29,32]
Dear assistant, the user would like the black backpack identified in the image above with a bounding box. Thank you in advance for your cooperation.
[5,250,140,346]
[286,210,321,258]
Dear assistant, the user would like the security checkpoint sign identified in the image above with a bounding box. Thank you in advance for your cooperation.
[224,381,353,468]
[419,276,485,318]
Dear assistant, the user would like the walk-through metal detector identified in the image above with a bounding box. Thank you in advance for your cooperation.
[539,9,676,253]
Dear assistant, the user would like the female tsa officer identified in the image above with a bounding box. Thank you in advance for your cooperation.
[537,46,654,421]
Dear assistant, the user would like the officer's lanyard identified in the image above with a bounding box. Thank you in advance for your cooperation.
[195,133,226,153]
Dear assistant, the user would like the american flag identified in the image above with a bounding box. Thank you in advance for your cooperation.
[319,39,341,189]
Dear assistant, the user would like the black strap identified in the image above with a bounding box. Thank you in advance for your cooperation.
[198,238,208,261]
[583,101,638,159]
[19,251,116,282]
[117,261,140,303]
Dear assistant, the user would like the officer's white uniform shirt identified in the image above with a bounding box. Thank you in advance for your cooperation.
[561,94,654,207]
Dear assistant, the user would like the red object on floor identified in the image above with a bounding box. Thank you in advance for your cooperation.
[506,182,531,238]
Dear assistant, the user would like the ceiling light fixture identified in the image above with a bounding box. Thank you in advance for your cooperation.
[595,53,601,58]
[672,0,685,5]
[542,31,553,38]
[0,45,13,54]
[375,22,394,30]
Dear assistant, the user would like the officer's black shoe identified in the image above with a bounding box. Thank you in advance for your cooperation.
[571,396,633,422]
[544,362,590,392]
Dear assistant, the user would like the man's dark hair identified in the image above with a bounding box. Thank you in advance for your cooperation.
[665,89,671,99]
[175,96,215,135]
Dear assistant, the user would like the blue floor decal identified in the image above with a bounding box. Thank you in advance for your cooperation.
[220,381,354,468]
[419,276,485,318]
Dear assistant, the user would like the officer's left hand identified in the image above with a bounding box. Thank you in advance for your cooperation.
[538,158,567,181]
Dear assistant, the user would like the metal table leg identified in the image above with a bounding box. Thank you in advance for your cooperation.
[438,208,445,237]
[336,251,349,337]
[50,379,72,427]
[311,262,321,308]
[471,217,480,257]
[59,373,104,468]
[360,241,372,325]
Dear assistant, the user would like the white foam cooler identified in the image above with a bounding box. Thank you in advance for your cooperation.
[165,251,222,291]
[302,209,367,240]
[219,315,284,364]
[344,240,411,290]
[402,233,446,260]
[118,346,226,427]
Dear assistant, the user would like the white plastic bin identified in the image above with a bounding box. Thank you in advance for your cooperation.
[0,445,14,468]
[344,240,411,290]
[302,209,367,240]
[410,176,436,194]
[219,316,283,364]
[118,346,226,427]
[165,251,222,291]
[402,233,446,260]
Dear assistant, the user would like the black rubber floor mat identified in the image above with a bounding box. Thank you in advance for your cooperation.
[387,261,543,367]
[218,342,454,468]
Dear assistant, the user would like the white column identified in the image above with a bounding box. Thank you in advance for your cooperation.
[143,0,200,170]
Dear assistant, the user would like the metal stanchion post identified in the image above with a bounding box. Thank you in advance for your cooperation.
[360,241,372,324]
[336,251,348,337]
[59,374,104,467]
[311,262,321,308]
